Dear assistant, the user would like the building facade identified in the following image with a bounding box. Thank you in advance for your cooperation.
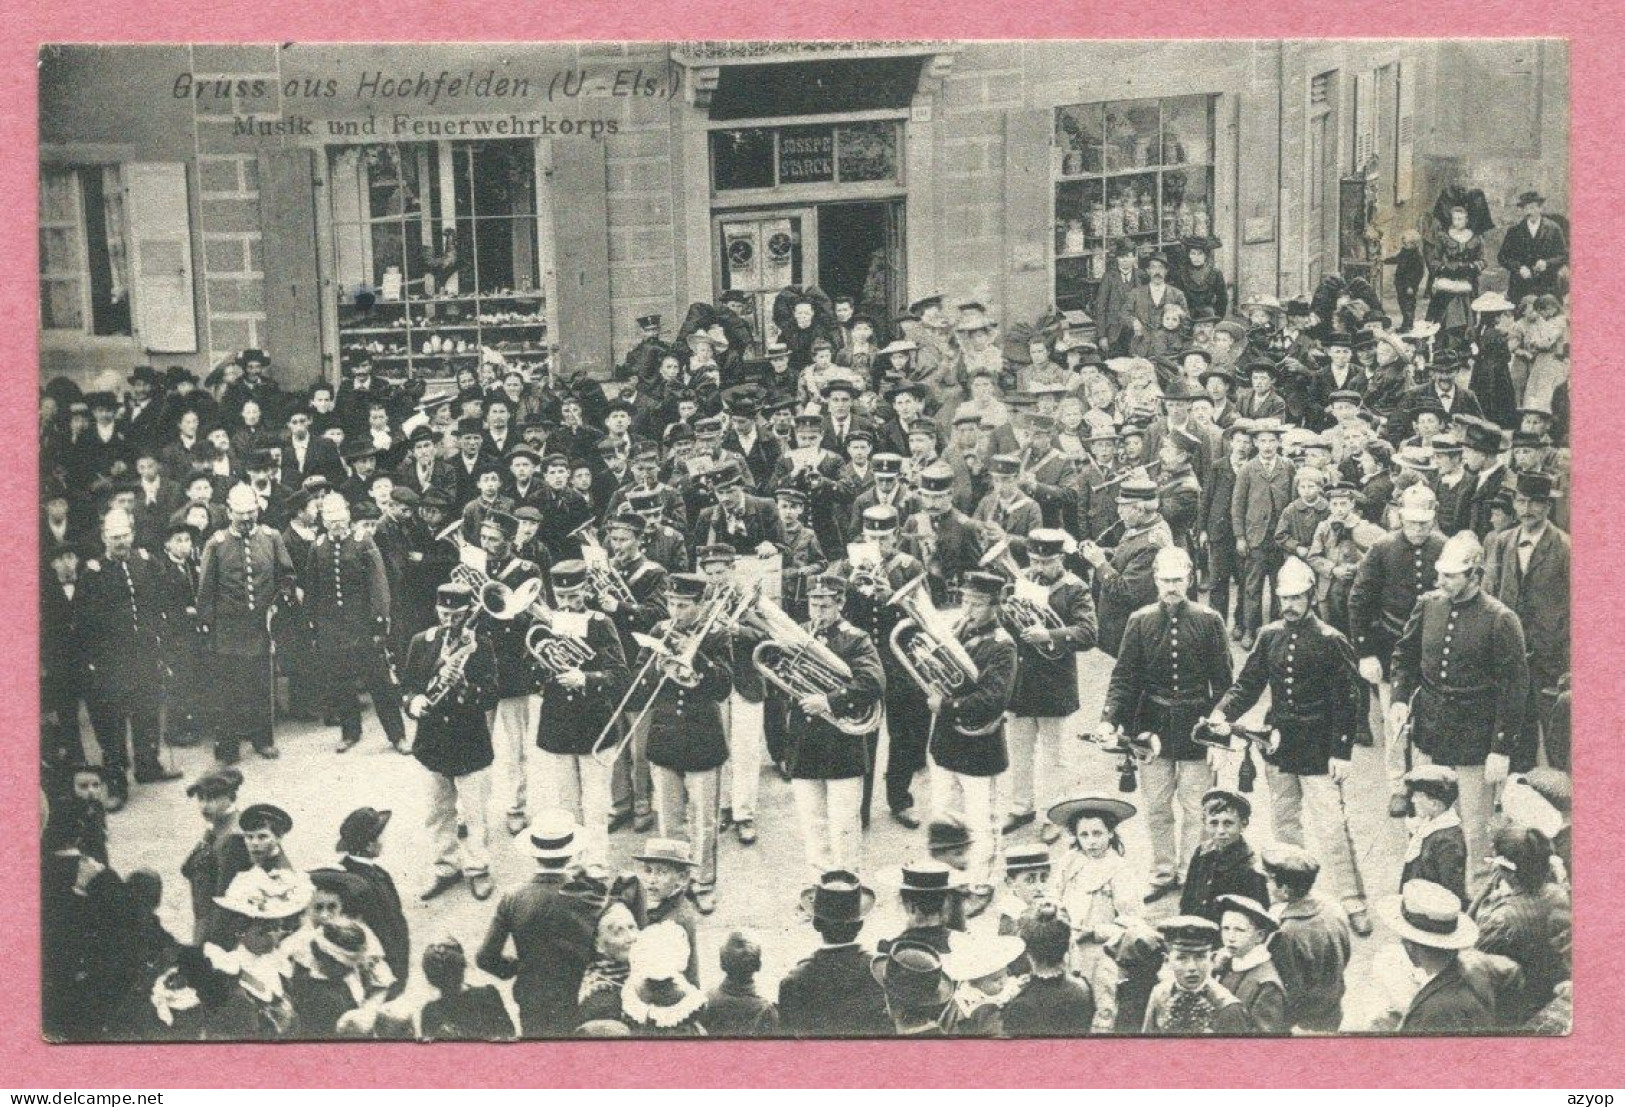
[39,41,1568,391]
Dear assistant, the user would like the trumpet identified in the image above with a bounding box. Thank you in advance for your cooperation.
[978,538,1069,660]
[740,593,881,736]
[1079,727,1161,793]
[846,540,886,597]
[887,574,979,701]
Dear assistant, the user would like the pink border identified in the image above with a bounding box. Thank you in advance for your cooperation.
[3,3,1619,1087]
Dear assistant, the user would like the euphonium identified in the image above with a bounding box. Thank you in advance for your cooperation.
[453,565,547,624]
[578,525,637,606]
[887,574,978,698]
[978,538,1068,661]
[741,593,881,736]
[523,603,597,675]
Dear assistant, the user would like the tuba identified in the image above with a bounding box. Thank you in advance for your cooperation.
[979,538,1068,660]
[887,574,978,699]
[741,593,881,736]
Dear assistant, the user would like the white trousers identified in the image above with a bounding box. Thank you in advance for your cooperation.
[1005,715,1072,817]
[652,764,720,893]
[928,759,1000,884]
[791,776,865,877]
[1264,764,1367,906]
[536,750,613,865]
[425,767,490,877]
[719,693,764,821]
[1140,757,1214,883]
[489,694,539,819]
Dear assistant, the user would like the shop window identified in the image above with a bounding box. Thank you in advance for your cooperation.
[1051,95,1217,313]
[40,166,133,337]
[328,140,546,384]
[710,121,901,193]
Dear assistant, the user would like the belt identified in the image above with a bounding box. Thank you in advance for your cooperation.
[1148,693,1206,708]
[1422,680,1494,697]
[1274,704,1335,722]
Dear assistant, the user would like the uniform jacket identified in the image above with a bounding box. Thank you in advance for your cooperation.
[1094,519,1173,657]
[1008,572,1097,717]
[777,944,892,1038]
[1104,599,1231,760]
[1483,523,1570,684]
[1270,895,1351,1032]
[909,509,983,608]
[475,871,600,1036]
[931,621,1017,777]
[606,558,670,651]
[1400,949,1522,1033]
[1497,217,1568,302]
[1179,836,1269,922]
[403,625,499,778]
[840,549,923,669]
[637,625,734,773]
[1347,530,1446,660]
[849,484,918,538]
[301,533,391,652]
[694,494,785,558]
[1217,613,1362,775]
[196,525,296,657]
[972,490,1043,550]
[782,618,886,780]
[1231,456,1296,548]
[534,611,629,755]
[1390,587,1529,766]
[480,555,544,699]
[76,550,165,699]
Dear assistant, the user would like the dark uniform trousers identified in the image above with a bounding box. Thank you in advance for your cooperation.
[303,533,406,748]
[1103,599,1232,883]
[77,552,166,789]
[842,552,926,817]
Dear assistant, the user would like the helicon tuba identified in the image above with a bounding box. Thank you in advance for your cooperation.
[742,593,881,736]
[979,538,1068,660]
[887,574,979,698]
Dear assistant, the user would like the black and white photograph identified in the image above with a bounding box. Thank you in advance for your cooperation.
[37,39,1573,1042]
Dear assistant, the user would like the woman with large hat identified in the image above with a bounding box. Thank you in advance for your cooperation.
[1047,795,1142,1031]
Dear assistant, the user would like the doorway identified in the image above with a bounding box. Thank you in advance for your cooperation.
[817,200,904,327]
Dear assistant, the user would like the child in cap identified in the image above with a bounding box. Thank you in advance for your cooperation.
[1400,765,1468,905]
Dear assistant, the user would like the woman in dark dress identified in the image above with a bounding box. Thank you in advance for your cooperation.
[1426,205,1485,338]
[1470,822,1572,1025]
[1469,294,1520,429]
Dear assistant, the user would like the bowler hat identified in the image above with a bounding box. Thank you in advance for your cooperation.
[870,941,954,1007]
[800,869,876,923]
[1514,471,1558,502]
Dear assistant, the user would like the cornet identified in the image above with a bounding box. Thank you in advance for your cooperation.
[979,538,1068,660]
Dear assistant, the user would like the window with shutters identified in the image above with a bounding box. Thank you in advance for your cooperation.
[39,165,133,337]
[1395,63,1416,204]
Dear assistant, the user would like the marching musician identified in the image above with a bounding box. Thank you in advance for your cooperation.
[1079,476,1173,657]
[997,528,1099,841]
[772,486,826,621]
[920,570,1018,885]
[839,505,926,829]
[531,559,629,866]
[780,573,886,876]
[770,412,849,558]
[907,462,985,610]
[623,488,690,574]
[536,453,594,562]
[1209,557,1373,936]
[697,544,769,845]
[1076,430,1126,543]
[607,444,689,536]
[835,428,876,504]
[397,488,459,656]
[849,453,917,536]
[405,583,500,903]
[973,454,1042,555]
[197,483,297,764]
[599,511,669,835]
[694,462,783,560]
[474,512,545,836]
[635,572,735,915]
[1013,415,1076,531]
[1098,546,1231,904]
[304,493,408,756]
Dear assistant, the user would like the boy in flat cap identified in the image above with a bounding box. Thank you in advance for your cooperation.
[1179,789,1269,923]
[1261,842,1352,1033]
[1214,894,1288,1033]
[1399,765,1468,905]
[1141,916,1247,1033]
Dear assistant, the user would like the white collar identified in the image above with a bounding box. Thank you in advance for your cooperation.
[1230,943,1273,973]
[1404,807,1462,862]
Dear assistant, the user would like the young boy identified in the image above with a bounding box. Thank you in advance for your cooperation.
[703,929,778,1036]
[1179,790,1269,923]
[1273,467,1330,568]
[1399,765,1467,905]
[1384,229,1427,333]
[1141,916,1247,1033]
[1260,842,1352,1033]
[1002,904,1095,1036]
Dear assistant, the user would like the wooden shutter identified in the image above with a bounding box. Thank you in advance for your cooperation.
[258,149,325,391]
[1354,73,1376,173]
[549,136,612,380]
[1395,62,1416,204]
[124,162,197,352]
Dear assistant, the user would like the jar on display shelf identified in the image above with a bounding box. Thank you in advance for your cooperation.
[1106,197,1125,238]
[1120,195,1138,234]
[1176,202,1194,239]
[1192,201,1209,239]
[1089,202,1107,239]
[1138,192,1157,235]
[1065,220,1087,255]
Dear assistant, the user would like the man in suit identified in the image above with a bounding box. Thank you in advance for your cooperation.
[394,426,456,498]
[1483,472,1569,772]
[1381,880,1515,1032]
[1230,419,1296,648]
[1306,336,1370,430]
[1126,253,1190,345]
[129,448,184,554]
[335,807,410,999]
[1402,352,1482,440]
[1094,240,1147,356]
[693,462,784,558]
[42,543,87,770]
[1460,417,1513,539]
[818,378,874,457]
[1497,191,1568,303]
[279,406,345,490]
[1200,426,1250,628]
[119,366,167,458]
[334,357,399,442]
[722,393,781,493]
[778,871,891,1037]
[1235,362,1289,424]
[449,418,488,507]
